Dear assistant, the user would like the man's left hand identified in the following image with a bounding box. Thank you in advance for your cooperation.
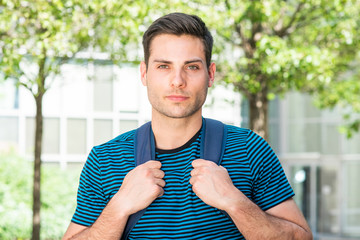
[190,159,243,211]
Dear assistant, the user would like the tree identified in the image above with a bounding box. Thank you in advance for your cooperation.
[0,1,92,238]
[184,0,360,140]
[0,0,149,239]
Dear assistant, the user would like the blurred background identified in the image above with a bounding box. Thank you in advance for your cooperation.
[0,0,359,239]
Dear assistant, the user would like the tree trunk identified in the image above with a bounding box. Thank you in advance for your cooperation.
[32,91,43,240]
[248,91,269,141]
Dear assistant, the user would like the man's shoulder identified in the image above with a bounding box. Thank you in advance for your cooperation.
[225,124,252,139]
[94,129,136,152]
[205,118,251,136]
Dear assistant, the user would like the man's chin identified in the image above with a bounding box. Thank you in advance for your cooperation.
[158,110,201,119]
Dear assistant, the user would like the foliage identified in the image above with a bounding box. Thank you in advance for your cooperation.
[228,0,357,136]
[205,0,359,92]
[0,150,81,239]
[162,0,360,139]
[0,150,32,239]
[0,0,149,86]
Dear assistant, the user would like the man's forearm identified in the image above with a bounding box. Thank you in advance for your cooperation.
[66,193,130,240]
[70,212,128,239]
[226,195,312,240]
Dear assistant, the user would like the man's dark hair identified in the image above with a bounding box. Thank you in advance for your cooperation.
[142,12,213,68]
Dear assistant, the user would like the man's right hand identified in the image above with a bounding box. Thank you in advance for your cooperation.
[116,160,165,216]
[62,160,165,240]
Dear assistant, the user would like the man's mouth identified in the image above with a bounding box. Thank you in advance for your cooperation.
[166,95,189,102]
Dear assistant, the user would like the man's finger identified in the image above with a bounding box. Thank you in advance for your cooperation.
[155,178,166,188]
[192,159,214,168]
[189,175,197,186]
[143,160,162,169]
[190,168,200,177]
[153,169,165,179]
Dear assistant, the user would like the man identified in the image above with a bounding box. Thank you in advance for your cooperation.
[63,12,312,239]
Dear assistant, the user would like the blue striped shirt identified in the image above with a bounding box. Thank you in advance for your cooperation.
[72,124,294,239]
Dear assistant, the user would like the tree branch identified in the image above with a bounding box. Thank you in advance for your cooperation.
[250,22,262,48]
[294,13,326,30]
[224,0,231,11]
[289,4,338,35]
[274,2,305,37]
[235,23,254,58]
[19,80,33,93]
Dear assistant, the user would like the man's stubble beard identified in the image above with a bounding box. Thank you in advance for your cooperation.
[148,88,209,119]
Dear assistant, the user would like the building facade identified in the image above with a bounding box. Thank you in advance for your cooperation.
[242,94,360,239]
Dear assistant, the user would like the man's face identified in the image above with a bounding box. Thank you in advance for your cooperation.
[140,34,215,120]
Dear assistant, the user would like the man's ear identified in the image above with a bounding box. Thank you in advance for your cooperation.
[140,61,147,86]
[208,62,216,87]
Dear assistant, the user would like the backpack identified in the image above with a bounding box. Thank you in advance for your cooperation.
[122,118,228,239]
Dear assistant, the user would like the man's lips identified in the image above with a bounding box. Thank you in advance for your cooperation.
[166,95,189,102]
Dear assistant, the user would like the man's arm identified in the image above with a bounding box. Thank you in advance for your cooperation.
[190,159,312,240]
[63,160,165,240]
[62,192,130,240]
[226,192,312,239]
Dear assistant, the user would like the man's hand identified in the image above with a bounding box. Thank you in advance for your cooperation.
[116,160,165,216]
[62,161,165,240]
[190,159,242,211]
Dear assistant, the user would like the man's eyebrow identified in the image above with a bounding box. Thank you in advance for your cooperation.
[185,59,204,65]
[153,59,172,64]
[152,59,205,65]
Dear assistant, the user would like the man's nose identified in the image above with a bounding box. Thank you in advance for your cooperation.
[171,69,186,88]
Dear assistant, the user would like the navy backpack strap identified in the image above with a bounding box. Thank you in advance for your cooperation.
[122,121,155,240]
[133,121,155,165]
[200,118,231,220]
[201,118,227,165]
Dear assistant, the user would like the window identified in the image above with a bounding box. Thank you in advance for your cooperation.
[317,165,339,234]
[43,118,60,154]
[269,121,280,153]
[0,80,18,110]
[0,117,18,144]
[93,119,113,146]
[67,118,86,154]
[25,117,35,154]
[117,66,139,113]
[287,121,322,153]
[323,124,341,155]
[25,117,60,154]
[290,166,312,223]
[344,133,360,154]
[344,161,360,236]
[93,64,113,112]
[61,63,90,115]
[119,120,138,134]
[287,92,321,119]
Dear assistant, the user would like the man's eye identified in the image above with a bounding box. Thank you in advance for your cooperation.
[188,65,199,70]
[158,65,168,69]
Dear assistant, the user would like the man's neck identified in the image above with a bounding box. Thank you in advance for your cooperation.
[151,114,203,150]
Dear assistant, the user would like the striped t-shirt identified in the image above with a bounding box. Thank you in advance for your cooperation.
[72,124,294,239]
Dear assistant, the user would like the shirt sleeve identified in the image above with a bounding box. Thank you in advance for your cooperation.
[71,147,107,226]
[246,130,294,211]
